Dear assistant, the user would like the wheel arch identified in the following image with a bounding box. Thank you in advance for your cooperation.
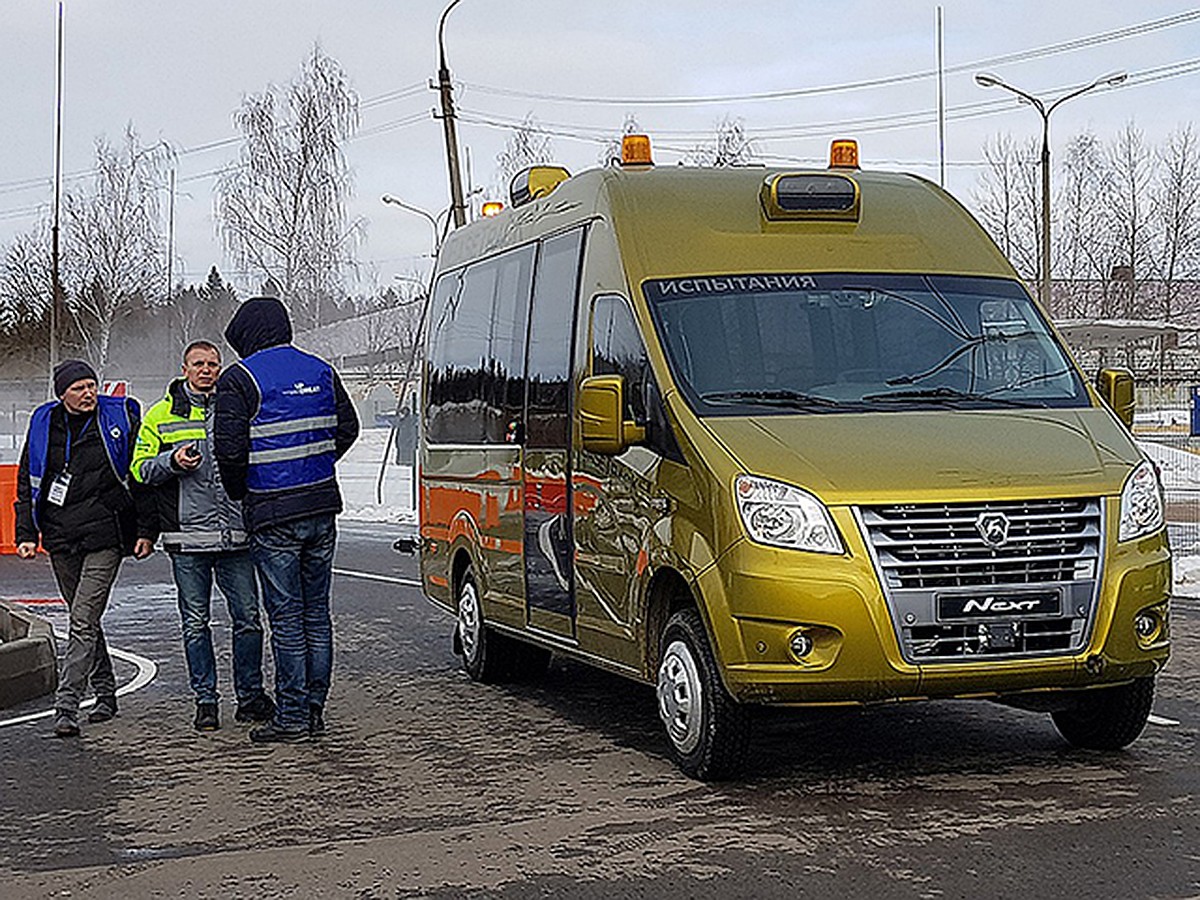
[643,566,702,679]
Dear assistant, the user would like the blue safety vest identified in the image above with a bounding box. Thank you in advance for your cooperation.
[239,345,338,494]
[26,394,136,531]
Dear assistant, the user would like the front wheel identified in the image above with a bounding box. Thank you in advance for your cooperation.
[657,608,750,780]
[1050,677,1155,750]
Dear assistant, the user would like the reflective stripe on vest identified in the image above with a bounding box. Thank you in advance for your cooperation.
[239,346,337,494]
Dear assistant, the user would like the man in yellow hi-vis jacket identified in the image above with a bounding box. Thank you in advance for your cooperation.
[132,340,274,732]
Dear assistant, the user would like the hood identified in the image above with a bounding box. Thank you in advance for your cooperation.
[702,407,1142,505]
[225,297,293,358]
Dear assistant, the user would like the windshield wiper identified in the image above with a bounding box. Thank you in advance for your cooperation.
[861,386,1034,407]
[700,389,843,410]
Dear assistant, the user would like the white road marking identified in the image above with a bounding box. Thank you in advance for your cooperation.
[1148,714,1181,727]
[0,638,157,729]
[332,567,421,588]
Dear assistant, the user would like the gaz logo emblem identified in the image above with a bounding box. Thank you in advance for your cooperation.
[975,512,1011,548]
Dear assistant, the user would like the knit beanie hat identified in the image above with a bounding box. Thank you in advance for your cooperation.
[53,359,98,398]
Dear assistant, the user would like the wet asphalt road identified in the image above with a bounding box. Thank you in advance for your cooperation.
[0,520,1196,899]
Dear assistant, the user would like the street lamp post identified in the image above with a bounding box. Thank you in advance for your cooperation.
[975,71,1127,308]
[436,0,467,229]
[381,194,445,255]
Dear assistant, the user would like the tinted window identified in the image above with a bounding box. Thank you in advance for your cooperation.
[426,246,536,444]
[591,296,649,423]
[487,245,535,442]
[427,271,484,443]
[526,230,584,447]
[592,295,682,461]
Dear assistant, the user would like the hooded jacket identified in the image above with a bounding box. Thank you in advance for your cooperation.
[132,378,248,552]
[214,297,359,533]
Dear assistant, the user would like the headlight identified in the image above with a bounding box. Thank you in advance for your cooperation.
[1118,460,1164,542]
[735,475,843,553]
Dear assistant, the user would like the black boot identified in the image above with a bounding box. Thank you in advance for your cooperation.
[194,702,220,731]
[309,705,326,737]
[235,693,276,723]
[88,695,118,724]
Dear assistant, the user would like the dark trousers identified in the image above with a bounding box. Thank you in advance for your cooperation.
[49,547,121,716]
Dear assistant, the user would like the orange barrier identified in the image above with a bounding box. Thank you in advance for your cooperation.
[0,464,17,553]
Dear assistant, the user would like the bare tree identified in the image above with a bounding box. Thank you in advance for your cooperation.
[684,116,757,167]
[973,134,1040,284]
[0,219,53,332]
[215,46,360,331]
[1105,122,1154,318]
[1056,132,1110,317]
[494,113,554,194]
[63,125,169,371]
[1151,126,1200,322]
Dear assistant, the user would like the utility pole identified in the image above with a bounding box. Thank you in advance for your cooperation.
[49,0,65,381]
[436,0,467,229]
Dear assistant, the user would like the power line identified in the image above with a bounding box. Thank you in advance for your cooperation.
[458,9,1200,106]
[455,56,1200,151]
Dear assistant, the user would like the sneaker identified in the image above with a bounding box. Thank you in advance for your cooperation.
[88,695,118,724]
[53,713,80,738]
[249,721,309,744]
[194,702,220,732]
[234,693,276,723]
[309,705,326,737]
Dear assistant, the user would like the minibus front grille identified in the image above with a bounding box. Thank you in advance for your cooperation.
[860,498,1101,590]
[856,498,1103,663]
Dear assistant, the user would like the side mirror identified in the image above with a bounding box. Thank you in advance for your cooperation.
[1095,367,1135,428]
[580,375,646,455]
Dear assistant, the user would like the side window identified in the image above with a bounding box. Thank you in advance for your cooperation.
[591,295,649,423]
[425,247,535,444]
[426,271,475,444]
[487,245,535,442]
[591,295,683,461]
[525,229,584,447]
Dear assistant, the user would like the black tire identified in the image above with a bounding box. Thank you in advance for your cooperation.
[1050,677,1155,751]
[456,572,551,684]
[656,608,750,780]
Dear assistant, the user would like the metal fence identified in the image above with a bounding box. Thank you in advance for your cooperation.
[1134,414,1200,556]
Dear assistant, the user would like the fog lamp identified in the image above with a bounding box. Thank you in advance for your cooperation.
[789,631,814,659]
[1134,613,1157,639]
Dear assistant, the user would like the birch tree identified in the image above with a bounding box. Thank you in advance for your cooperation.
[63,125,168,371]
[215,47,360,330]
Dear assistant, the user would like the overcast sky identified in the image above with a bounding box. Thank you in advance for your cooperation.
[2,1,1199,299]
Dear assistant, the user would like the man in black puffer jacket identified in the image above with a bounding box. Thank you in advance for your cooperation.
[214,297,359,743]
[15,360,157,738]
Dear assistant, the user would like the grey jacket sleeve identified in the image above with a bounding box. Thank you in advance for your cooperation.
[137,448,181,486]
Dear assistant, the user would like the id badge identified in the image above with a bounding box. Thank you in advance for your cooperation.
[47,472,72,507]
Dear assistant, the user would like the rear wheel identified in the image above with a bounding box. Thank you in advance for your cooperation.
[456,571,550,683]
[657,608,750,780]
[1050,677,1155,750]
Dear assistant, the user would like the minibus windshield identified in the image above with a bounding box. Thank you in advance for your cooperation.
[643,273,1089,415]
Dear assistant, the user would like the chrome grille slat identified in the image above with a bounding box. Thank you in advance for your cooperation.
[857,497,1103,663]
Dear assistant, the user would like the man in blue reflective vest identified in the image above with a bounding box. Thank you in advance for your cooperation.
[14,359,156,738]
[213,297,359,743]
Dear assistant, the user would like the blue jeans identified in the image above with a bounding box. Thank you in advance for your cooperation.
[250,514,336,731]
[171,549,265,705]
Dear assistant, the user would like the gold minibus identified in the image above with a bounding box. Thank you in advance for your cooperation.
[417,137,1170,779]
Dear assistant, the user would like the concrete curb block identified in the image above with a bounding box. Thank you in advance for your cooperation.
[0,600,58,709]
